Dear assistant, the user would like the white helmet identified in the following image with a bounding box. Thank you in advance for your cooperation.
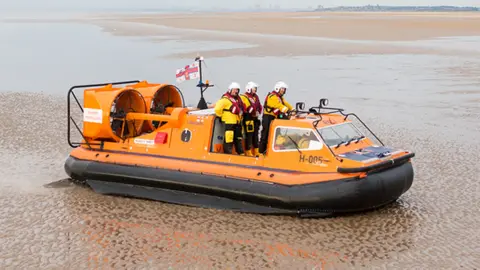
[228,82,241,91]
[245,81,259,93]
[274,81,288,93]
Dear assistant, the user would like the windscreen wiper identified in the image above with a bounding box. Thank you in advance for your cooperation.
[345,135,365,146]
[287,135,303,154]
[335,140,346,148]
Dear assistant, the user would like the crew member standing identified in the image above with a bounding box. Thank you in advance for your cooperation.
[214,82,245,155]
[240,81,263,156]
[258,81,293,154]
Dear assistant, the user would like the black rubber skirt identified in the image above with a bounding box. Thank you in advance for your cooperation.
[65,156,414,217]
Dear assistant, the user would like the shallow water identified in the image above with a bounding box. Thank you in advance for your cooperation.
[1,17,480,269]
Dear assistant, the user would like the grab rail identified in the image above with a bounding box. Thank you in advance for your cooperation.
[67,80,140,149]
[294,99,386,159]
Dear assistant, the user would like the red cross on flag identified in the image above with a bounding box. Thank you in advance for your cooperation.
[176,62,200,83]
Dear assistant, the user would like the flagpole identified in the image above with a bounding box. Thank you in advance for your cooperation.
[194,56,212,110]
[198,57,204,99]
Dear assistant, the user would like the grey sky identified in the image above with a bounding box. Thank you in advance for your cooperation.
[1,0,479,11]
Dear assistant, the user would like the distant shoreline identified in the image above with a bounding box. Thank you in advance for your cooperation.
[311,5,479,12]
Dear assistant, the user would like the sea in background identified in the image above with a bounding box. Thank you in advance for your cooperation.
[1,8,479,269]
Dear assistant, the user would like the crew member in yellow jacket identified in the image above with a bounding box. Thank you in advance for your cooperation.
[214,82,245,155]
[258,81,293,154]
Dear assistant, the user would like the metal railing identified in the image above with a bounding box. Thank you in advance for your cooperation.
[67,80,140,149]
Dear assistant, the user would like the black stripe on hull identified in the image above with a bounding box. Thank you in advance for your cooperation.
[64,156,414,217]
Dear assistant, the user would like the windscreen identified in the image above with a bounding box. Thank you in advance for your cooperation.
[315,122,365,147]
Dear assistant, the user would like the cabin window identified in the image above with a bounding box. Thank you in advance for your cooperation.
[316,122,365,146]
[272,126,324,152]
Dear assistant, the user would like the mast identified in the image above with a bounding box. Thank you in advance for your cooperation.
[194,56,213,110]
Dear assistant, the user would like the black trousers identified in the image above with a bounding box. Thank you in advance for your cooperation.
[242,114,260,151]
[224,123,244,155]
[258,114,276,154]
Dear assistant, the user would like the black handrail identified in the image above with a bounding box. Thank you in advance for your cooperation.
[294,99,385,159]
[340,112,384,146]
[67,80,140,148]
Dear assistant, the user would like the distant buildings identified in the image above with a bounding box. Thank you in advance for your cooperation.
[314,5,479,12]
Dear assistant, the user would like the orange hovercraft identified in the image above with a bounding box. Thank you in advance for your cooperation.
[65,56,415,217]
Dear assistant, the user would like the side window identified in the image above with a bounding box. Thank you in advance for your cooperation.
[272,127,323,151]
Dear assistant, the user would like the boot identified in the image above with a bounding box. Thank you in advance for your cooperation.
[253,148,259,156]
[223,143,233,154]
[245,149,253,156]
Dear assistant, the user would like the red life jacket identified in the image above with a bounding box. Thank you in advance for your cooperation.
[222,92,244,115]
[242,93,263,116]
[263,91,285,116]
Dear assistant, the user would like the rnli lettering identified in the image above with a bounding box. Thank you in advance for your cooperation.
[322,118,337,125]
[187,120,203,125]
[299,154,325,164]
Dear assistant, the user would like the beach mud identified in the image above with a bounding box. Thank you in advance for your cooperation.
[97,11,480,41]
[87,11,480,58]
[1,11,479,269]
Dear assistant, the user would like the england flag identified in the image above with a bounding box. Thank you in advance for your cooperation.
[175,62,200,83]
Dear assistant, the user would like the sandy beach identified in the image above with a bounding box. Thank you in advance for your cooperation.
[105,11,480,40]
[77,11,480,58]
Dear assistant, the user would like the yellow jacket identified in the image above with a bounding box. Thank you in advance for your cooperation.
[240,94,259,116]
[214,96,242,124]
[263,92,293,117]
[240,94,251,111]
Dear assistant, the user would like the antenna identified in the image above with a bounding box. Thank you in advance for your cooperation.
[194,55,214,109]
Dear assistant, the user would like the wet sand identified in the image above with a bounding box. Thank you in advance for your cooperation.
[78,11,480,59]
[1,12,480,269]
[97,11,480,41]
[5,11,480,58]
